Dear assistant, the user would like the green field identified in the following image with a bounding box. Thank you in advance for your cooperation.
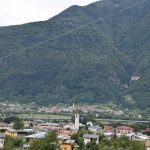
[16,113,71,120]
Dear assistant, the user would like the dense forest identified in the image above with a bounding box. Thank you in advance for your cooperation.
[0,0,149,108]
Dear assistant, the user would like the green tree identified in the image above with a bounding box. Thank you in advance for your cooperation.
[29,132,58,150]
[4,116,18,124]
[3,136,22,150]
[86,140,99,150]
[13,137,23,147]
[129,141,144,150]
[3,140,14,150]
[13,119,24,130]
[72,129,92,148]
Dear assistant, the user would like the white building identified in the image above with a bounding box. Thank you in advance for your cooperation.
[87,121,93,127]
[25,132,47,142]
[126,133,150,141]
[83,134,99,145]
[64,123,75,130]
[88,125,102,133]
[75,113,79,131]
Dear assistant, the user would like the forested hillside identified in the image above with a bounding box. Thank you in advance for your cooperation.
[0,0,149,108]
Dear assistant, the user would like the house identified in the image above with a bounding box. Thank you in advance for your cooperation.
[17,129,34,137]
[33,122,61,131]
[103,126,114,138]
[143,128,150,135]
[88,125,102,133]
[64,123,75,130]
[104,126,114,133]
[126,132,136,139]
[145,128,150,132]
[0,123,9,128]
[83,134,99,145]
[135,135,150,141]
[57,130,72,140]
[116,126,134,134]
[25,132,47,142]
[0,134,5,149]
[0,127,17,137]
[61,139,79,150]
[145,141,150,150]
[130,134,150,141]
[104,132,113,138]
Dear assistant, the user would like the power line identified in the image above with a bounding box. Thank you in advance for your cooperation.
[0,0,147,102]
[0,0,147,61]
[88,138,106,150]
[89,144,98,150]
[21,0,147,101]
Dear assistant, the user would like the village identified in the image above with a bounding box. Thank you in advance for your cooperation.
[0,108,150,150]
[0,102,144,120]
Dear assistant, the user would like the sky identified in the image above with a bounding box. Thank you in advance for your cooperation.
[0,0,97,26]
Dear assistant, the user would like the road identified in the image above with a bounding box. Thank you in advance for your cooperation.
[95,118,150,123]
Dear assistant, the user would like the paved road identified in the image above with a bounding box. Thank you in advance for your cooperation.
[95,118,150,123]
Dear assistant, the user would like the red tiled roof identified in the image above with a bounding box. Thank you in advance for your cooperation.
[116,126,134,130]
[145,128,150,132]
[58,130,72,134]
[145,142,150,147]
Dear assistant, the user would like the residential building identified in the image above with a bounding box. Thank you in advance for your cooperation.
[64,123,75,130]
[0,127,17,137]
[145,141,150,150]
[130,134,150,141]
[17,129,34,137]
[88,125,102,133]
[143,128,150,135]
[83,134,99,145]
[116,126,134,134]
[0,123,9,128]
[33,122,61,131]
[104,126,114,133]
[25,132,47,142]
[61,140,79,150]
[57,130,72,140]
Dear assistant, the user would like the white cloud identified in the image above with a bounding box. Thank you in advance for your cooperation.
[0,0,97,26]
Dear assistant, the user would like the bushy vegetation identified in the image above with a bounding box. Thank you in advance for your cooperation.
[0,0,149,108]
[13,119,24,130]
[4,116,19,124]
[29,132,58,150]
[3,136,23,150]
[3,130,146,150]
[3,116,24,129]
[72,130,145,150]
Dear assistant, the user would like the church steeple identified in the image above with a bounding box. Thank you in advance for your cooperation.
[75,112,79,131]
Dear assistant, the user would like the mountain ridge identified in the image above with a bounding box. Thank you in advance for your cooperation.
[0,0,149,108]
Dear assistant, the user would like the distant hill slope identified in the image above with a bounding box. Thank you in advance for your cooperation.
[0,0,149,108]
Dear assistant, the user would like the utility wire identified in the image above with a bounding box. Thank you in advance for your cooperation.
[0,0,147,61]
[0,0,147,102]
[89,144,98,150]
[25,0,147,101]
[88,139,106,150]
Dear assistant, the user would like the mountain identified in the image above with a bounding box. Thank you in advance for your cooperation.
[0,0,149,108]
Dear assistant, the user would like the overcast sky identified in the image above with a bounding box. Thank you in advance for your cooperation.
[0,0,97,26]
